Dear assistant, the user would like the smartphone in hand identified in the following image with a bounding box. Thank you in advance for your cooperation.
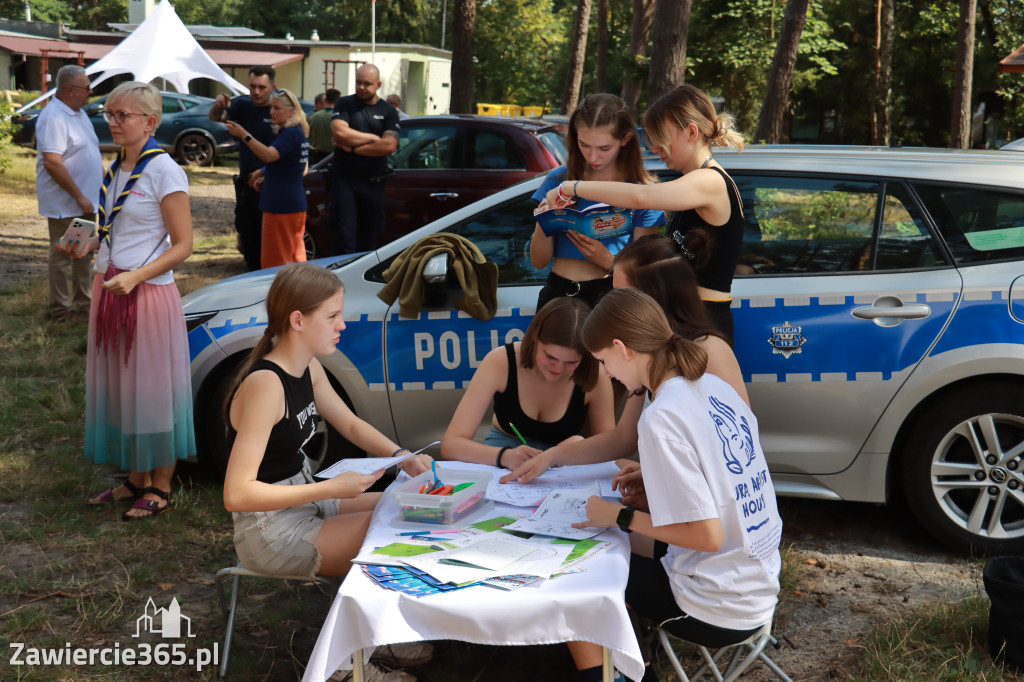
[58,218,96,258]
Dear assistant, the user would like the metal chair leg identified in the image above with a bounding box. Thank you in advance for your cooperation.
[219,573,241,678]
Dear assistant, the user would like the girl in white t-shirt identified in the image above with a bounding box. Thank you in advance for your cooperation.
[567,287,782,682]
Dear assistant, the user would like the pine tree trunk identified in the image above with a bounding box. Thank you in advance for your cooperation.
[646,0,691,103]
[449,0,476,114]
[596,0,609,93]
[870,0,894,145]
[950,0,977,148]
[621,0,655,113]
[561,0,594,114]
[754,0,810,144]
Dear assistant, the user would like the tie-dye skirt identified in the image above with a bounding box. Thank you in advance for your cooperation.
[84,275,196,471]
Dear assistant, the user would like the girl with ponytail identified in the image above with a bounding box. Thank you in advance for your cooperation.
[545,84,746,342]
[567,288,782,681]
[222,263,432,580]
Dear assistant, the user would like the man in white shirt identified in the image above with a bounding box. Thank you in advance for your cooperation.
[35,64,103,322]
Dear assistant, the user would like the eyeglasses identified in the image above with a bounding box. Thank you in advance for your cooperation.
[69,84,92,93]
[102,111,148,125]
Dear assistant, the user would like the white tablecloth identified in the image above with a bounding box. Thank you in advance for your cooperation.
[302,461,644,682]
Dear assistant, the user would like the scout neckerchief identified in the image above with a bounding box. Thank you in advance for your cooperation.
[97,136,166,246]
[95,137,167,364]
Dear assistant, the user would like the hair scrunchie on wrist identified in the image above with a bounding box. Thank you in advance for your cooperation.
[496,446,510,469]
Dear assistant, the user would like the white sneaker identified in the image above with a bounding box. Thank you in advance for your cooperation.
[328,661,416,682]
[370,641,435,667]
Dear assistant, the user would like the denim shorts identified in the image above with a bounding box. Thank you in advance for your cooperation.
[233,468,339,579]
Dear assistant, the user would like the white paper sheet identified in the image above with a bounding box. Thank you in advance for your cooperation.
[504,482,605,540]
[486,462,622,507]
[315,441,440,479]
[401,533,573,585]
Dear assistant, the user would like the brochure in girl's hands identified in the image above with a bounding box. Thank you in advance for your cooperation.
[534,203,634,240]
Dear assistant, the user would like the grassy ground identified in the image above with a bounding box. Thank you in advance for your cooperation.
[0,146,1019,681]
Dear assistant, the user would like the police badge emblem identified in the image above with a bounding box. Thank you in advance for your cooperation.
[768,321,805,358]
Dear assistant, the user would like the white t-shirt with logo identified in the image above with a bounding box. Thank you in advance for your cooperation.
[94,153,188,286]
[35,97,103,218]
[638,373,783,631]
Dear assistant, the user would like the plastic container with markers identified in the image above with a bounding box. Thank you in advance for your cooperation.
[392,470,492,526]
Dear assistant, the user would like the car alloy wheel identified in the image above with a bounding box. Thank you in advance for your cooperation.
[177,132,214,166]
[904,382,1024,554]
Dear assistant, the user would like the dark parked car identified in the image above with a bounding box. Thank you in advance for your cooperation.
[302,114,568,258]
[12,91,236,166]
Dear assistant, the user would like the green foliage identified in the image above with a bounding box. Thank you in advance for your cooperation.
[232,0,443,43]
[0,101,16,173]
[849,596,1019,681]
[0,0,74,24]
[688,0,845,138]
[474,0,571,107]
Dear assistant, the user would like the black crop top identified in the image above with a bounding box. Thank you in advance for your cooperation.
[492,343,587,445]
[227,358,319,483]
[667,166,745,294]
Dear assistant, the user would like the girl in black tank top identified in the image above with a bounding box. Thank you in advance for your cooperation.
[440,297,615,471]
[540,84,746,343]
[221,264,433,579]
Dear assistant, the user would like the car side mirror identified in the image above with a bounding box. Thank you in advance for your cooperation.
[421,252,454,307]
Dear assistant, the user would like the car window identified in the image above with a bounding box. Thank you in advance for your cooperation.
[538,131,568,165]
[467,131,525,170]
[736,176,879,274]
[366,195,549,287]
[447,196,549,285]
[161,97,184,114]
[875,183,946,270]
[912,182,1024,264]
[392,126,458,169]
[179,98,200,110]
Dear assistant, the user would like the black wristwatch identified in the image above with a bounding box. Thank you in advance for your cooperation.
[243,134,252,143]
[616,505,636,534]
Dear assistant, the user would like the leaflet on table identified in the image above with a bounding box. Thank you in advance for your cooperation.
[351,538,461,567]
[486,462,622,507]
[553,537,613,572]
[504,482,604,540]
[315,440,441,479]
[534,202,634,240]
[402,533,573,585]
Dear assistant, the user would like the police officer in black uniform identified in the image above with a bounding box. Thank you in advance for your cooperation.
[329,63,400,255]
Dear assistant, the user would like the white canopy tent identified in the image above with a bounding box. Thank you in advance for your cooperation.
[17,0,246,113]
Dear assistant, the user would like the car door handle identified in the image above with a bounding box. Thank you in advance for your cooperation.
[852,296,931,325]
[429,193,459,200]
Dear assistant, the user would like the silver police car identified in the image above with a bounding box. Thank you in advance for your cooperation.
[184,145,1024,555]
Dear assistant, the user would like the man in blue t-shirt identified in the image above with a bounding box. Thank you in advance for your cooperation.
[329,63,400,254]
[210,65,277,271]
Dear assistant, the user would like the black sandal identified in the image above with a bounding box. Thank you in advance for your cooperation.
[87,479,143,505]
[123,486,175,520]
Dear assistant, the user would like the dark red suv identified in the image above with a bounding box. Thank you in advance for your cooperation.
[303,115,568,257]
